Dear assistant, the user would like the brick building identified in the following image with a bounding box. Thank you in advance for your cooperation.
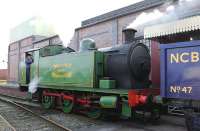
[8,17,57,82]
[68,0,200,88]
[0,69,8,80]
[8,0,200,84]
[8,35,62,82]
[69,0,200,50]
[8,36,45,82]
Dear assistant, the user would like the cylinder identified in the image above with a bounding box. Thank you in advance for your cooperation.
[100,96,117,108]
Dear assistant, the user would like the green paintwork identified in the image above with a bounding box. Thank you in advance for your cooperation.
[20,60,26,84]
[39,45,63,57]
[19,45,129,97]
[20,83,129,95]
[62,100,74,113]
[154,96,163,104]
[79,39,96,52]
[99,79,116,89]
[121,100,132,118]
[100,96,117,108]
[42,96,55,109]
[38,50,103,88]
[87,108,101,119]
[94,51,104,87]
[19,45,127,96]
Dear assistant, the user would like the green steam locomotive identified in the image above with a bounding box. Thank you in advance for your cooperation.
[19,31,161,119]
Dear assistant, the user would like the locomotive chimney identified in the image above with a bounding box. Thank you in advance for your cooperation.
[122,28,137,44]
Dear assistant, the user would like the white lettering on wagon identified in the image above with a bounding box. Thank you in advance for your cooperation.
[170,52,199,63]
[170,86,192,94]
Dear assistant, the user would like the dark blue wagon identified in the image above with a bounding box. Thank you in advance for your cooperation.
[160,40,200,131]
[160,40,200,100]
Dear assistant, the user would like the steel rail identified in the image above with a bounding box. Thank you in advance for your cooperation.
[0,114,16,131]
[0,95,72,131]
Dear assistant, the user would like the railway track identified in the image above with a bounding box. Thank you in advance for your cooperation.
[0,114,15,131]
[0,95,72,131]
[0,92,187,131]
[0,92,41,108]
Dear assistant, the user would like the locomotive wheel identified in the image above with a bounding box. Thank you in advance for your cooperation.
[150,108,160,122]
[87,107,101,119]
[42,96,55,109]
[62,99,74,113]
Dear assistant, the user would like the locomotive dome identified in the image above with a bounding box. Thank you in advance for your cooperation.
[79,38,96,52]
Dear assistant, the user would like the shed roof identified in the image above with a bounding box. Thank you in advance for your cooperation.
[81,0,166,27]
[144,15,200,39]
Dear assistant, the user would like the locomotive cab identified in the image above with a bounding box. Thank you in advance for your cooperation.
[19,45,69,91]
[25,53,34,84]
[19,48,39,91]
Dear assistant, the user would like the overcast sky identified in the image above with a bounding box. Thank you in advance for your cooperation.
[0,0,143,69]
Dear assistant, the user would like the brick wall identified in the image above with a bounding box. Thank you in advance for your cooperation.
[0,69,8,80]
[72,0,200,49]
[73,6,160,49]
[69,3,166,87]
[8,35,46,82]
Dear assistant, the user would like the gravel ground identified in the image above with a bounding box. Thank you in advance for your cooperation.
[0,87,27,99]
[28,106,187,131]
[0,87,187,131]
[0,115,14,131]
[0,100,187,131]
[78,118,186,131]
[0,100,67,131]
[28,108,104,130]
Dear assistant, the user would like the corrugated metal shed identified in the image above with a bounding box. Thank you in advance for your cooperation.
[144,15,200,39]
